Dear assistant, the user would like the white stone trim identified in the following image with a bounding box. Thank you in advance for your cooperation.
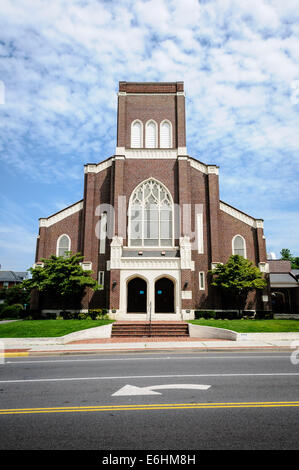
[84,159,112,174]
[111,257,181,271]
[39,201,83,228]
[189,159,208,174]
[182,290,192,299]
[207,165,219,175]
[220,202,263,229]
[80,262,92,271]
[119,149,179,159]
[115,147,125,155]
[33,262,44,268]
[211,262,223,270]
[259,262,269,273]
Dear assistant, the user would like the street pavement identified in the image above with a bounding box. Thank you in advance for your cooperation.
[0,350,298,449]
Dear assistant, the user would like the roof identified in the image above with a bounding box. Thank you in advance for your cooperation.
[0,271,28,283]
[268,259,292,273]
[270,273,298,287]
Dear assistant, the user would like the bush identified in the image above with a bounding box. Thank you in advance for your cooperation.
[195,310,216,319]
[88,308,109,320]
[78,312,91,320]
[42,312,57,320]
[60,311,77,320]
[255,311,273,320]
[216,311,239,320]
[23,309,42,320]
[0,303,24,319]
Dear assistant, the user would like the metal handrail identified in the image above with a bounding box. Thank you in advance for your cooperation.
[148,301,152,337]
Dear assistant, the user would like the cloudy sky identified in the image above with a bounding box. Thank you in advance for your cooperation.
[0,0,298,270]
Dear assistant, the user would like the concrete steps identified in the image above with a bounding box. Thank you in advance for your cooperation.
[111,322,189,338]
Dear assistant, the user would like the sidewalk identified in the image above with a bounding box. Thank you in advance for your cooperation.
[2,333,299,357]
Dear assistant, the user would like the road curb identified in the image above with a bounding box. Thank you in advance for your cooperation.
[4,345,293,357]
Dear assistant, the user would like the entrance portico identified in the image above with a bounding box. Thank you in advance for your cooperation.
[119,269,181,321]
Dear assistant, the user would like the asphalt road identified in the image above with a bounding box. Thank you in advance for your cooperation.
[0,351,298,450]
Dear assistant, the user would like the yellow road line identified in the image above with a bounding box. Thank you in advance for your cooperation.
[0,401,299,415]
[1,353,29,358]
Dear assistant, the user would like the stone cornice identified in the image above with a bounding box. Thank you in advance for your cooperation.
[39,201,84,228]
[220,201,264,229]
[84,159,112,174]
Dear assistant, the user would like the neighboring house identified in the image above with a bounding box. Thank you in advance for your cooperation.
[0,271,28,289]
[34,81,270,319]
[268,260,299,313]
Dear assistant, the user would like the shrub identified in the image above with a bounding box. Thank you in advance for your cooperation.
[0,303,24,319]
[88,308,109,320]
[60,310,76,320]
[77,312,89,320]
[42,312,57,320]
[255,311,273,320]
[195,310,216,319]
[26,309,42,320]
[216,311,239,320]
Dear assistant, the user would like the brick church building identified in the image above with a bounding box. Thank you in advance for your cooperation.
[34,81,270,319]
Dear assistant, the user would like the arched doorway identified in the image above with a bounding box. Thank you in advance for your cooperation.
[155,277,175,313]
[127,277,147,313]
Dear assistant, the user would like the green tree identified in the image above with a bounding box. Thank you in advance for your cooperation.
[280,249,299,269]
[1,284,30,306]
[210,255,267,314]
[23,253,100,308]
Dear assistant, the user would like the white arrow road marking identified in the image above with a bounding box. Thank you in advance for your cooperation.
[112,384,211,396]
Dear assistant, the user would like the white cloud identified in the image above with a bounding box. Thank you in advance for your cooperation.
[0,0,298,267]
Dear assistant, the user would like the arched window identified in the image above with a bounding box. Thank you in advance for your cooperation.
[131,120,142,148]
[129,179,173,247]
[145,120,157,148]
[57,234,71,257]
[160,120,172,148]
[232,235,246,258]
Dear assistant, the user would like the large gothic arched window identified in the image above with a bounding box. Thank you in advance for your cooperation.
[129,179,173,247]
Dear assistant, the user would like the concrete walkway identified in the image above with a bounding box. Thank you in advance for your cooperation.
[1,332,299,356]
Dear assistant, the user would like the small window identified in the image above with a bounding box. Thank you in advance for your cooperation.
[131,120,142,148]
[98,271,104,290]
[145,120,157,148]
[160,121,172,148]
[232,235,246,258]
[3,281,9,287]
[199,272,205,290]
[57,234,71,257]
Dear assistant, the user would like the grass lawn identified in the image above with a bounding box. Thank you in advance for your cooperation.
[188,319,299,333]
[0,319,114,338]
